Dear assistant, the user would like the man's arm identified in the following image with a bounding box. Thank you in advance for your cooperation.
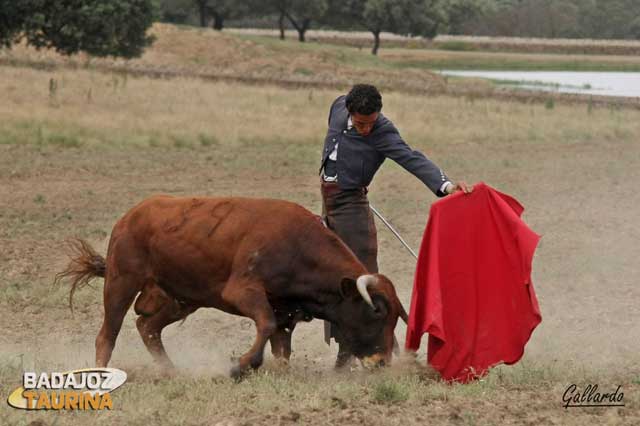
[373,129,473,196]
[373,130,452,197]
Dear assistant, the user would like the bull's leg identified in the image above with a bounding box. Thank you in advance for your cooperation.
[135,290,197,371]
[269,326,294,361]
[222,284,276,378]
[95,274,141,367]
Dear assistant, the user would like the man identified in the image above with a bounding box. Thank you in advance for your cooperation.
[319,84,472,367]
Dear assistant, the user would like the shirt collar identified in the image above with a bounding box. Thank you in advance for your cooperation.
[347,115,353,130]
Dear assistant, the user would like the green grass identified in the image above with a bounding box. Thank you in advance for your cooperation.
[0,120,218,151]
[293,67,314,76]
[198,133,219,147]
[387,56,640,72]
[372,379,411,404]
[545,98,556,109]
[436,41,477,52]
[488,78,561,88]
[238,33,640,72]
[4,356,627,425]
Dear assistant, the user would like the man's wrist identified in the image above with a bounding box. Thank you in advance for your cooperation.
[441,181,454,195]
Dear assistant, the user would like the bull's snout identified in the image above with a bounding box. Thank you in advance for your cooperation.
[361,353,389,369]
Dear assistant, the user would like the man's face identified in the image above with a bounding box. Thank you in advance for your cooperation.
[351,112,379,137]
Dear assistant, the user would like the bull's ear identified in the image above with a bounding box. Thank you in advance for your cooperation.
[339,277,358,299]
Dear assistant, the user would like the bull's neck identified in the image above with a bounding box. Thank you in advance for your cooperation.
[292,223,369,321]
[297,262,367,323]
[299,299,338,322]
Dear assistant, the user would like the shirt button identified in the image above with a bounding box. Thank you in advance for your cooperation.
[343,130,347,134]
[332,138,336,142]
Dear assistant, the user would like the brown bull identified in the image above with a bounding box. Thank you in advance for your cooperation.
[56,195,408,377]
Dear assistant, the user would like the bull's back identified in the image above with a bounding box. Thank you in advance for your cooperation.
[108,195,317,283]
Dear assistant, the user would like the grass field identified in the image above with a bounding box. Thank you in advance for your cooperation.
[3,24,640,104]
[1,25,640,426]
[229,28,640,56]
[236,32,640,72]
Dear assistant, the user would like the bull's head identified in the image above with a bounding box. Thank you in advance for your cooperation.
[335,274,408,367]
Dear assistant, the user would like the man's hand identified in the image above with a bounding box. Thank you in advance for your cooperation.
[446,181,473,195]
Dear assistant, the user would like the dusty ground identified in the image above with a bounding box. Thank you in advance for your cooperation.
[0,52,639,424]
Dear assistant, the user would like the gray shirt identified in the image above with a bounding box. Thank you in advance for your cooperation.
[320,95,450,196]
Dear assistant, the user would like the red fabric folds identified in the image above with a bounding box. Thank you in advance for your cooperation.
[405,182,541,383]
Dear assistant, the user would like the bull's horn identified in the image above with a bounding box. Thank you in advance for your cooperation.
[399,303,409,324]
[356,275,376,309]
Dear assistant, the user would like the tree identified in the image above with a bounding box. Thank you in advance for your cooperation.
[274,0,328,42]
[191,0,254,31]
[193,0,209,27]
[206,0,250,31]
[541,0,579,38]
[1,0,155,58]
[579,0,640,39]
[445,0,490,35]
[630,16,640,40]
[157,0,193,24]
[272,0,288,40]
[338,0,444,55]
[268,0,328,42]
[0,1,29,48]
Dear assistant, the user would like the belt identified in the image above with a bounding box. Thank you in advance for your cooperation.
[321,180,367,196]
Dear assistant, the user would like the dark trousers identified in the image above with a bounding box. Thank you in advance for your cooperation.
[321,182,378,273]
[321,181,378,346]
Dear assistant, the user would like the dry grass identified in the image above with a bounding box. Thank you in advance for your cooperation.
[1,63,639,425]
[0,24,447,94]
[2,65,640,152]
[3,22,640,113]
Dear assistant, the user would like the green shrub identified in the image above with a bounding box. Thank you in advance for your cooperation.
[545,98,555,110]
[436,41,476,52]
[48,133,82,147]
[199,133,219,147]
[372,380,409,405]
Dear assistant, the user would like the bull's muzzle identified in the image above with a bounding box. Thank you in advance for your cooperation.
[361,353,388,369]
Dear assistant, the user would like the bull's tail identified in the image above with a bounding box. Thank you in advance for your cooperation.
[54,238,106,313]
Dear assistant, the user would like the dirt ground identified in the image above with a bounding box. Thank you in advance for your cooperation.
[1,63,639,424]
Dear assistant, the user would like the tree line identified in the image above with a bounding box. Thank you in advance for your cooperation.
[161,0,443,54]
[1,0,639,59]
[161,0,640,53]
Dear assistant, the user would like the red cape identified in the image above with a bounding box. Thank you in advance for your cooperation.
[405,182,541,383]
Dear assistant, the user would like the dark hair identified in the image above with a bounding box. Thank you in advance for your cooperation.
[345,84,382,115]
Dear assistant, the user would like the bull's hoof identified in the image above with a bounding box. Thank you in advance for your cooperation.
[158,366,178,378]
[334,352,356,370]
[275,357,290,367]
[229,364,247,381]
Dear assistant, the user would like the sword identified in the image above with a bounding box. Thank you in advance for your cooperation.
[369,204,418,260]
